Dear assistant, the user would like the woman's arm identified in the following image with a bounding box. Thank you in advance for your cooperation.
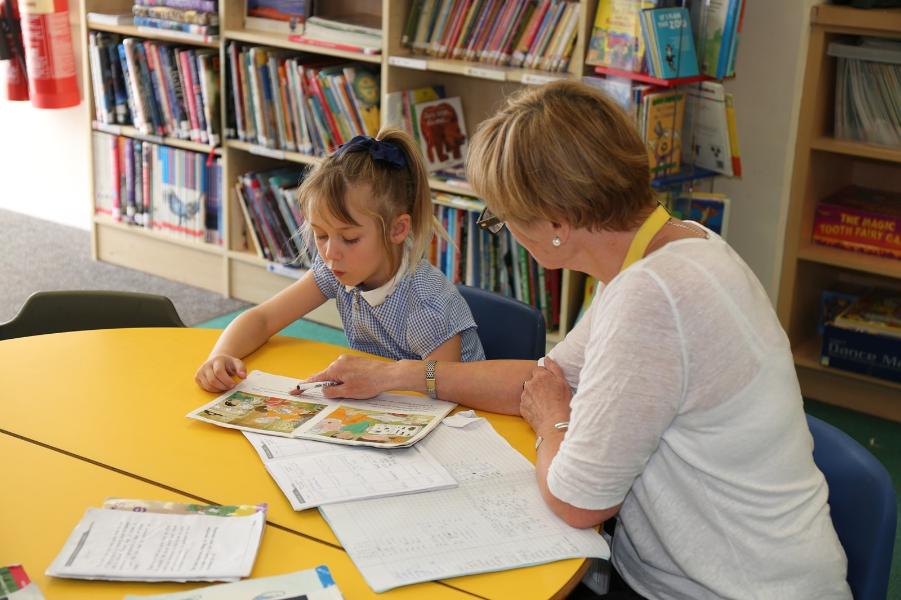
[307,355,536,415]
[196,271,327,391]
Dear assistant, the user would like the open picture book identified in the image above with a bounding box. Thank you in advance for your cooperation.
[187,370,456,448]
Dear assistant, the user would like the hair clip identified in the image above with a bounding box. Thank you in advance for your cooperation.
[334,135,407,169]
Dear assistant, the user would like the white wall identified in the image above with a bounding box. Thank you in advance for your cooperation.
[718,0,820,300]
[0,14,91,231]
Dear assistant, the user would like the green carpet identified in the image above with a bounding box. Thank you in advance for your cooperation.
[194,311,898,595]
[194,308,348,347]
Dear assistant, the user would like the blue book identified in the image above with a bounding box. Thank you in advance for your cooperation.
[641,7,699,79]
[821,324,901,384]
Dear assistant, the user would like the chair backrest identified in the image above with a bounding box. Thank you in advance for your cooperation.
[806,414,897,600]
[456,285,545,361]
[0,290,186,340]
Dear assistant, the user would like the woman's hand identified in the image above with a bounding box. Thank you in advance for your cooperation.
[298,354,393,399]
[520,357,572,436]
[195,355,246,392]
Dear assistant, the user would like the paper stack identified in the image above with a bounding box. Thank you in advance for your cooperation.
[46,499,266,582]
[124,565,343,599]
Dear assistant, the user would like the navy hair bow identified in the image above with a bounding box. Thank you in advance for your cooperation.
[334,135,407,169]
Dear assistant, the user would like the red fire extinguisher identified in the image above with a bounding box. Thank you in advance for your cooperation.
[0,0,29,100]
[16,0,79,108]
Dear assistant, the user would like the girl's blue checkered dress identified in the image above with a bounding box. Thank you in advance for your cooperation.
[312,257,485,362]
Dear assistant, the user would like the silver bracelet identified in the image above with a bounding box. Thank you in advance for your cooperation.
[534,421,569,450]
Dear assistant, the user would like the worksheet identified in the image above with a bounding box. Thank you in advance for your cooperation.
[319,420,610,592]
[46,508,264,582]
[243,432,458,510]
[187,371,456,448]
[123,566,343,599]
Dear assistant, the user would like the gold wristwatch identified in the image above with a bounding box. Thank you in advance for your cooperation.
[425,360,438,399]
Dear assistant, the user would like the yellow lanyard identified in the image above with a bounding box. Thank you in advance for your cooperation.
[619,205,670,273]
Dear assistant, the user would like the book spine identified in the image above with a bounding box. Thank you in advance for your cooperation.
[821,324,901,384]
[134,0,216,11]
[227,43,245,141]
[132,5,218,26]
[813,203,901,260]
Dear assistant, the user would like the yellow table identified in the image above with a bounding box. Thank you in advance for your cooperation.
[0,328,587,599]
[0,433,467,599]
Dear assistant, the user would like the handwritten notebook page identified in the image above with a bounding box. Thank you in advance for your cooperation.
[319,420,610,592]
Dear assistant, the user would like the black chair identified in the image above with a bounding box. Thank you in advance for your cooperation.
[457,285,546,360]
[807,414,897,600]
[0,291,186,340]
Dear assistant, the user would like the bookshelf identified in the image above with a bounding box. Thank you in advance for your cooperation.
[776,4,901,422]
[81,0,732,345]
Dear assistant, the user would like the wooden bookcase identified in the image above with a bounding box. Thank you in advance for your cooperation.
[776,4,901,422]
[80,0,607,341]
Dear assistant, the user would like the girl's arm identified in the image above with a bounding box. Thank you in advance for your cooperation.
[196,271,328,391]
[307,356,536,415]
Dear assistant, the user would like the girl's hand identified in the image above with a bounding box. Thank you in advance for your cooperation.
[195,355,247,392]
[302,354,392,399]
[520,357,572,436]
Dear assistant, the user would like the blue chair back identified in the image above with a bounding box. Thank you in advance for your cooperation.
[806,414,897,600]
[456,285,546,361]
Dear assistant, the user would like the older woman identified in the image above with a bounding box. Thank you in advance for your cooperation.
[303,81,851,599]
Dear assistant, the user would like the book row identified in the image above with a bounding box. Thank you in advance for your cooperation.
[88,33,221,145]
[587,0,744,80]
[92,132,224,245]
[225,44,381,155]
[402,0,581,73]
[133,0,219,41]
[585,77,741,178]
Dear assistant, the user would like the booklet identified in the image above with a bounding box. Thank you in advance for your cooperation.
[124,565,343,599]
[242,432,458,510]
[0,565,45,600]
[46,500,265,582]
[187,371,456,449]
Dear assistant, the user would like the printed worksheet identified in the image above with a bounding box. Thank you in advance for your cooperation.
[319,421,610,592]
[46,508,264,582]
[187,371,457,448]
[124,565,343,599]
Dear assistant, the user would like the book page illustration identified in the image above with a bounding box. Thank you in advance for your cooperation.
[197,390,327,435]
[303,405,434,445]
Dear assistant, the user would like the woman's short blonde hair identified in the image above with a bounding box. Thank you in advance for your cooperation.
[466,80,655,232]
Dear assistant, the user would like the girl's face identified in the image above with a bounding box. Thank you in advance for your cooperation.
[310,184,409,290]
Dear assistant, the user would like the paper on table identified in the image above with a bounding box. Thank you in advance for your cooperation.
[123,565,343,599]
[441,409,484,428]
[188,371,456,448]
[46,508,264,582]
[243,432,458,510]
[319,420,610,592]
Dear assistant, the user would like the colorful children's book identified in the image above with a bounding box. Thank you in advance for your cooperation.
[834,293,901,340]
[586,0,657,71]
[643,90,686,176]
[413,96,469,172]
[188,370,457,448]
[124,566,344,599]
[670,192,731,237]
[640,7,699,79]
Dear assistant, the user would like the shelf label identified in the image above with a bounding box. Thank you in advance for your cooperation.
[388,56,427,70]
[464,65,506,81]
[521,73,563,86]
[250,146,286,160]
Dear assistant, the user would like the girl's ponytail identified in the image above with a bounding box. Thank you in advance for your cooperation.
[375,128,435,267]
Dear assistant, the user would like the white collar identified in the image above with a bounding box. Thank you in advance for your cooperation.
[346,251,409,307]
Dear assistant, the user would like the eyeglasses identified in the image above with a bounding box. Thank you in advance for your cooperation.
[476,207,505,234]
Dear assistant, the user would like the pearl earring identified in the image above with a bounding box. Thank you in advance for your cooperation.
[552,236,562,247]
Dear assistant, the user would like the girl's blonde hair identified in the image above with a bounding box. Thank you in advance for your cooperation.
[466,80,656,232]
[297,128,433,275]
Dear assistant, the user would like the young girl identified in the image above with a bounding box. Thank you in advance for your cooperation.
[195,128,484,392]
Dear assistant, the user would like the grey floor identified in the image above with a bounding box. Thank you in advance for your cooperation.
[0,209,249,325]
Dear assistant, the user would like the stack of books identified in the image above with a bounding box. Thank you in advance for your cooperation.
[244,0,311,34]
[92,131,223,245]
[88,33,221,145]
[290,14,383,55]
[132,0,220,42]
[812,185,901,261]
[402,0,580,73]
[47,499,265,582]
[235,166,311,266]
[821,291,901,384]
[225,44,380,155]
